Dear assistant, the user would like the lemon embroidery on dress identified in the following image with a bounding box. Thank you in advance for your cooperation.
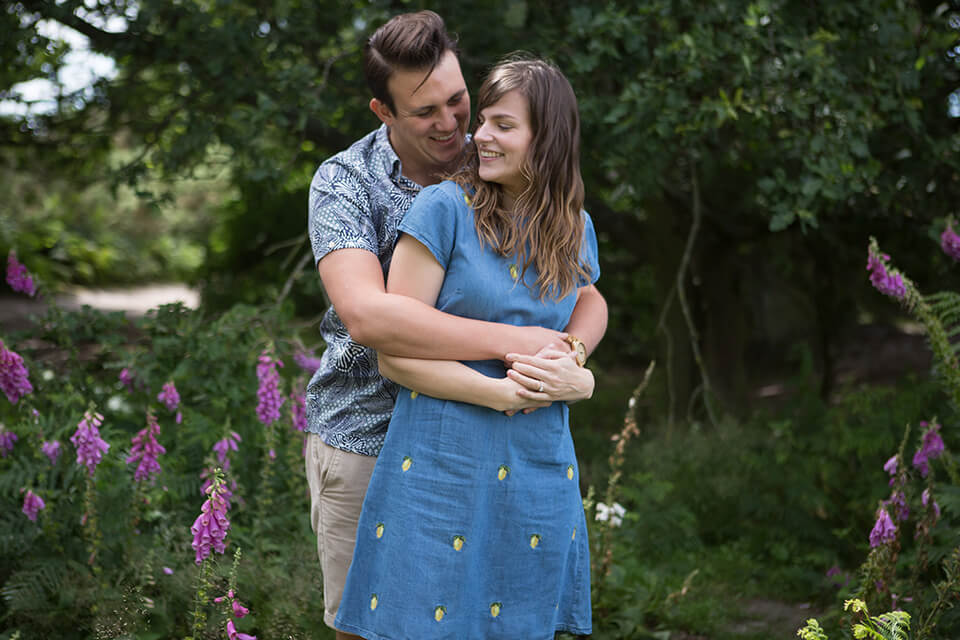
[490,602,502,618]
[410,390,419,399]
[529,534,541,549]
[463,193,472,206]
[509,263,519,280]
[497,464,510,481]
[402,456,413,472]
[572,527,577,540]
[566,464,575,480]
[376,522,384,539]
[452,535,465,551]
[434,605,446,622]
[370,594,378,610]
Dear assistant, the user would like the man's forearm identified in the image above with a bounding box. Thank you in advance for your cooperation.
[563,285,608,356]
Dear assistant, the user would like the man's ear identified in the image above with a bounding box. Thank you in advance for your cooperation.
[370,98,395,126]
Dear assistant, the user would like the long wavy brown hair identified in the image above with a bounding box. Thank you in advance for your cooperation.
[449,56,590,301]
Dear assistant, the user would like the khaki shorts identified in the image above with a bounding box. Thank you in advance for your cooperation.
[305,433,377,629]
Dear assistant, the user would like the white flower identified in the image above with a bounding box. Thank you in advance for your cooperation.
[595,501,626,527]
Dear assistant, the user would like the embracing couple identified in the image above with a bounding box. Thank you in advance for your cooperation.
[305,10,608,640]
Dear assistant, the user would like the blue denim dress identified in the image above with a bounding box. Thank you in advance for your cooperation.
[335,181,599,640]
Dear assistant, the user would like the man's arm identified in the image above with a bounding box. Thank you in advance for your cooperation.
[563,284,608,356]
[317,248,563,359]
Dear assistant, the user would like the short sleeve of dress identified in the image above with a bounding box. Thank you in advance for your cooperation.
[397,183,461,270]
[308,161,378,264]
[580,210,601,286]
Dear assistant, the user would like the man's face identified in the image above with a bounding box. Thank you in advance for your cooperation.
[374,50,470,184]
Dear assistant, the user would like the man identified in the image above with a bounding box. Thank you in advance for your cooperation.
[305,11,607,639]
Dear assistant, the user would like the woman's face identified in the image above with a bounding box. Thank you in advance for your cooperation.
[474,89,533,201]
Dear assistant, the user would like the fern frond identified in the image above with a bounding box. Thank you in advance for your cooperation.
[851,610,911,640]
[1,560,66,613]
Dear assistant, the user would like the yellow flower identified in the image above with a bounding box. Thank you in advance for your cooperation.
[370,594,378,610]
[402,456,412,472]
[434,605,446,622]
[497,464,510,481]
[509,264,519,280]
[410,390,418,399]
[490,602,502,618]
[566,464,574,480]
[529,534,541,549]
[452,535,465,551]
[376,522,384,539]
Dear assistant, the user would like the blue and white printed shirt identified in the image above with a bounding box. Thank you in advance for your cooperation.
[305,124,424,456]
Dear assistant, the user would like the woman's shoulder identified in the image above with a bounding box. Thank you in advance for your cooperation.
[420,180,469,202]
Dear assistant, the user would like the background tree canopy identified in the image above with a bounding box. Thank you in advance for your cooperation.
[3,0,960,416]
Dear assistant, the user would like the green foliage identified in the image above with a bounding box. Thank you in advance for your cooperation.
[0,299,328,638]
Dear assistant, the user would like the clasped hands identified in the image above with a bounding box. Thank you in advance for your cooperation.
[498,340,594,416]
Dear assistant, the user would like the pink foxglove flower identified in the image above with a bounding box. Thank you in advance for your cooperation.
[157,381,180,412]
[883,490,909,522]
[41,440,61,464]
[70,410,110,476]
[869,508,896,548]
[293,350,323,373]
[162,567,174,575]
[255,350,284,425]
[6,250,37,297]
[127,409,166,483]
[922,488,941,518]
[0,340,33,404]
[912,421,945,477]
[212,431,242,467]
[866,246,906,301]
[290,391,307,432]
[190,471,230,565]
[226,619,256,640]
[119,367,135,391]
[941,220,960,261]
[0,427,17,457]
[22,489,45,521]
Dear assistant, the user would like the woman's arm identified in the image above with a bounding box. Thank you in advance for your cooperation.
[381,233,549,412]
[378,354,549,413]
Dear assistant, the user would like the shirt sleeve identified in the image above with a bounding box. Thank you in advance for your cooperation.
[397,183,461,270]
[580,210,601,286]
[308,160,379,265]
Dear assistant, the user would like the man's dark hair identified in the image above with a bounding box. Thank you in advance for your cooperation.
[364,11,459,114]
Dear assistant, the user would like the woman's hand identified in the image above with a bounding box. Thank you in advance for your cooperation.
[504,348,595,405]
[493,376,553,415]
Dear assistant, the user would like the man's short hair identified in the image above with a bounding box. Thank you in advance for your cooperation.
[364,11,459,114]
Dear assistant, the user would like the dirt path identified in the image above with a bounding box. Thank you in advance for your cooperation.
[0,284,199,333]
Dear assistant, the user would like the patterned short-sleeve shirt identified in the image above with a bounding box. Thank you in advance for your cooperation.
[305,124,424,456]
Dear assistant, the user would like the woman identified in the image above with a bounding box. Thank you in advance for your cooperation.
[335,56,599,640]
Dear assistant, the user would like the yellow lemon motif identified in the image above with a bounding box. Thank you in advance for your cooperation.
[370,594,378,610]
[490,602,502,618]
[463,194,472,206]
[452,535,465,551]
[566,464,574,480]
[402,456,412,472]
[509,264,519,280]
[530,534,541,549]
[572,527,577,540]
[410,390,418,399]
[497,464,510,481]
[434,606,446,622]
[376,523,384,539]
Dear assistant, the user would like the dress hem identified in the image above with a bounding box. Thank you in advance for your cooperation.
[334,620,592,640]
